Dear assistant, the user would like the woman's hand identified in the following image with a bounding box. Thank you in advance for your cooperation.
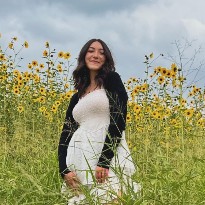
[95,166,109,183]
[64,172,81,193]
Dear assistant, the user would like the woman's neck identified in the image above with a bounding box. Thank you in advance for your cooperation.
[89,70,98,86]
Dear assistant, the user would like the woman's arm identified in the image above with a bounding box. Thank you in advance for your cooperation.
[97,71,128,169]
[58,92,79,178]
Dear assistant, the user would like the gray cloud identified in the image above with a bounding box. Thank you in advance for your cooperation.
[52,0,151,16]
[0,0,149,16]
[1,0,205,86]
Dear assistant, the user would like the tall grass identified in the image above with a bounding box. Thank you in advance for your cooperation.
[0,36,205,204]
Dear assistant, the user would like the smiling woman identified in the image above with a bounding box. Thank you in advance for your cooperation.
[58,39,141,204]
[85,41,105,69]
[82,41,106,95]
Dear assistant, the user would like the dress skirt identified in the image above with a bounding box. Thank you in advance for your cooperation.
[61,89,141,204]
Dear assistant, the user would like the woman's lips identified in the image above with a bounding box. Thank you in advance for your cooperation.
[90,61,100,64]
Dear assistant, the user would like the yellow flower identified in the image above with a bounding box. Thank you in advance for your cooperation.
[197,118,205,127]
[131,88,139,97]
[140,83,148,92]
[27,63,33,69]
[13,69,20,76]
[152,110,159,119]
[0,76,5,81]
[156,113,163,120]
[65,91,73,99]
[23,71,29,77]
[133,104,141,114]
[57,64,63,72]
[172,79,177,87]
[40,87,46,95]
[165,108,171,116]
[17,75,23,81]
[39,106,46,113]
[24,41,29,48]
[2,64,8,70]
[170,118,177,125]
[39,63,44,69]
[50,91,56,98]
[192,86,201,94]
[24,76,30,82]
[145,106,151,113]
[132,78,138,83]
[170,70,176,79]
[155,66,162,74]
[0,54,4,60]
[13,37,17,41]
[51,104,58,113]
[64,52,71,59]
[140,87,146,92]
[184,108,194,118]
[45,41,49,48]
[35,67,40,72]
[171,63,178,72]
[55,101,61,106]
[24,85,30,92]
[18,80,23,87]
[157,76,165,84]
[38,96,46,103]
[17,105,24,113]
[135,114,140,121]
[32,60,38,67]
[43,50,48,57]
[44,111,51,118]
[165,70,171,78]
[160,67,167,76]
[126,113,131,123]
[8,43,13,49]
[130,92,135,100]
[128,101,134,107]
[13,87,20,95]
[134,85,140,92]
[127,85,131,90]
[179,98,186,106]
[58,51,64,58]
[64,83,69,88]
[127,79,132,85]
[178,76,185,82]
[33,74,40,83]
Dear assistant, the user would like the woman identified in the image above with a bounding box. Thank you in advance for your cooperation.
[58,39,140,204]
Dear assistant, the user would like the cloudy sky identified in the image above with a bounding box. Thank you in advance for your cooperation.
[1,0,205,86]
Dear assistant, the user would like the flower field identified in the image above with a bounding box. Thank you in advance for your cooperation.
[0,35,205,204]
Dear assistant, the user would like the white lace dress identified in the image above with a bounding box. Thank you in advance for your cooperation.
[62,88,141,204]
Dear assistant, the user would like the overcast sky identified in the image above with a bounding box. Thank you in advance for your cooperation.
[1,0,205,87]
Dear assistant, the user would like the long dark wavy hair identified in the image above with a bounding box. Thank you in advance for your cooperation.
[73,39,115,97]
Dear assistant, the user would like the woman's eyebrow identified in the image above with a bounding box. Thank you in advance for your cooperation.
[89,46,104,51]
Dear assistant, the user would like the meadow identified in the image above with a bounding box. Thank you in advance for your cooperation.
[0,35,205,204]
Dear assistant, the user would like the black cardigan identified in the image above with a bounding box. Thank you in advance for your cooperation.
[58,71,128,178]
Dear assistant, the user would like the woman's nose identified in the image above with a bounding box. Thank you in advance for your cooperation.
[93,51,99,58]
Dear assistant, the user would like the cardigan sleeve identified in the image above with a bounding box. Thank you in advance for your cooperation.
[97,71,128,169]
[58,92,79,178]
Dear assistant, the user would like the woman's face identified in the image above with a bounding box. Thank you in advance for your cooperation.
[85,41,105,72]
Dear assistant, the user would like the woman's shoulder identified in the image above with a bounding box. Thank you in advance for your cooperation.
[106,71,121,79]
[70,91,79,103]
[104,71,125,91]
